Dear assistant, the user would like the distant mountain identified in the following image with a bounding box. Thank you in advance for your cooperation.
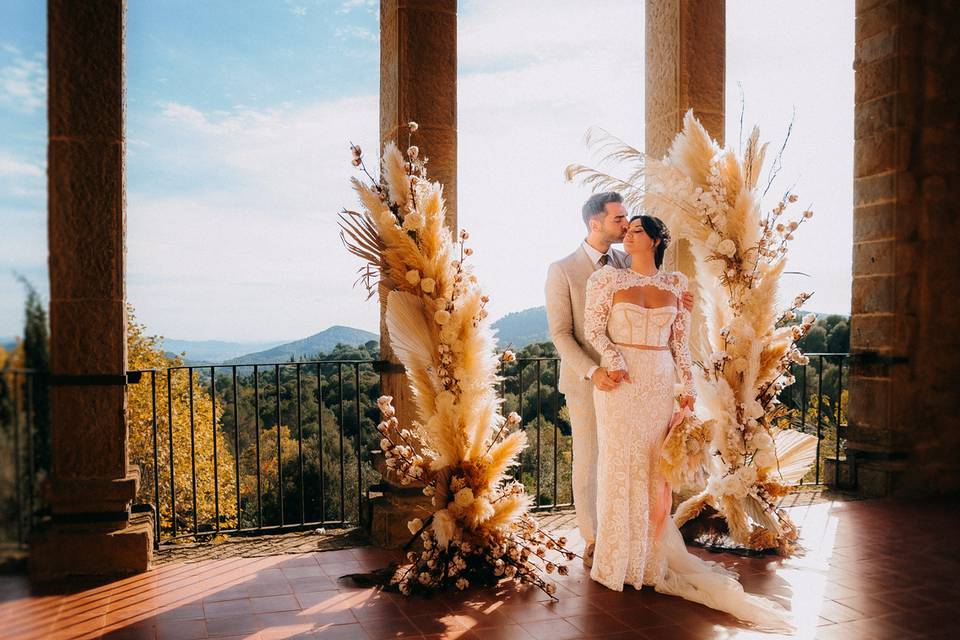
[491,306,550,348]
[224,325,379,365]
[1,337,17,351]
[161,339,285,364]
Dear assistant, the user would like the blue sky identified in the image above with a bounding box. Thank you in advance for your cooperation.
[0,0,854,342]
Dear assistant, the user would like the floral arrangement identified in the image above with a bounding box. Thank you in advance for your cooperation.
[566,110,819,554]
[660,406,711,488]
[340,123,577,596]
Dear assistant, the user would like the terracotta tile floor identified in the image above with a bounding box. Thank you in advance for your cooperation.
[2,497,958,639]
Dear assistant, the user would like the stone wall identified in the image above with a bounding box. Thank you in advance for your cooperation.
[847,0,960,495]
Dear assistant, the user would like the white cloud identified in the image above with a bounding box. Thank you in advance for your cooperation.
[126,0,854,342]
[0,151,43,178]
[456,1,646,325]
[726,0,854,314]
[0,50,45,113]
[334,25,377,42]
[336,0,376,15]
[128,94,381,340]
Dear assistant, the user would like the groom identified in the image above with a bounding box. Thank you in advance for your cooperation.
[545,192,692,567]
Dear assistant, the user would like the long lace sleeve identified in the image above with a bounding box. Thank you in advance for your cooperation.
[669,273,696,397]
[584,267,627,373]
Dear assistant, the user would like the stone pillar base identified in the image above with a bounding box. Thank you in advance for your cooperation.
[849,459,909,498]
[29,511,153,582]
[824,457,857,490]
[362,483,433,549]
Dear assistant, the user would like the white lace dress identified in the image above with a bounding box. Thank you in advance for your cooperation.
[584,267,792,631]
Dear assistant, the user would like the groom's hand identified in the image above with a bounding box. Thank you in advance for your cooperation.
[608,369,631,384]
[591,367,621,391]
[682,291,694,311]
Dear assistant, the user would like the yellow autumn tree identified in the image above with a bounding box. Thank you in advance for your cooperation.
[126,307,237,536]
[1,341,26,542]
[239,424,301,523]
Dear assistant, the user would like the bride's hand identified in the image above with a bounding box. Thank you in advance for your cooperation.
[678,395,695,411]
[608,369,631,384]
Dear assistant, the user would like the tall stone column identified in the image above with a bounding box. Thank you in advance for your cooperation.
[367,0,457,546]
[31,0,151,580]
[846,0,960,496]
[645,0,725,354]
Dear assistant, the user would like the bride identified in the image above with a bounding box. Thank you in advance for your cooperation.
[584,214,793,631]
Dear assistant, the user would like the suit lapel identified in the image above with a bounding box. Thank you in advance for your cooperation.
[576,245,597,273]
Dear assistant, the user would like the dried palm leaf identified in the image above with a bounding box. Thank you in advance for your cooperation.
[771,429,818,485]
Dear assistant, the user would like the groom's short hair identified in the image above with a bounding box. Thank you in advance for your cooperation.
[582,191,623,227]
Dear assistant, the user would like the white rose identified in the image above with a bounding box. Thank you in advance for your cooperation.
[435,310,451,325]
[717,238,737,258]
[420,277,436,294]
[405,270,420,286]
[754,449,777,471]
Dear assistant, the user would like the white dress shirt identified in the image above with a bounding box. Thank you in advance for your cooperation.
[581,240,612,269]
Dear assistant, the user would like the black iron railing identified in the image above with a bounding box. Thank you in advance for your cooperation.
[785,353,850,485]
[126,360,379,547]
[0,352,848,549]
[502,357,571,511]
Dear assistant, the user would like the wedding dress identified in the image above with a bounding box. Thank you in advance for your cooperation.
[584,266,792,631]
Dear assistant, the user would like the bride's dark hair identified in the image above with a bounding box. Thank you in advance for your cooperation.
[629,214,671,268]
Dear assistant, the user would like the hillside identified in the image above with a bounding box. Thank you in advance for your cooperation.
[491,306,550,348]
[223,325,378,365]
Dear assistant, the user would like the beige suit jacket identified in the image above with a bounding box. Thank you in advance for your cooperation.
[545,245,629,398]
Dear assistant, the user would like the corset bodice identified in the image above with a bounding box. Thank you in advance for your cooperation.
[607,302,677,347]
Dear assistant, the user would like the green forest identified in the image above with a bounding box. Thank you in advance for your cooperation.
[2,295,849,545]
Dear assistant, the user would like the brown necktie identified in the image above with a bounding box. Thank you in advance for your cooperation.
[599,254,609,267]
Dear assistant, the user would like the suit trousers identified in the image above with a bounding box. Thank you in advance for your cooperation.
[565,389,599,543]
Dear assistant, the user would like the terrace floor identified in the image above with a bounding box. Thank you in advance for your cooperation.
[2,494,957,639]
